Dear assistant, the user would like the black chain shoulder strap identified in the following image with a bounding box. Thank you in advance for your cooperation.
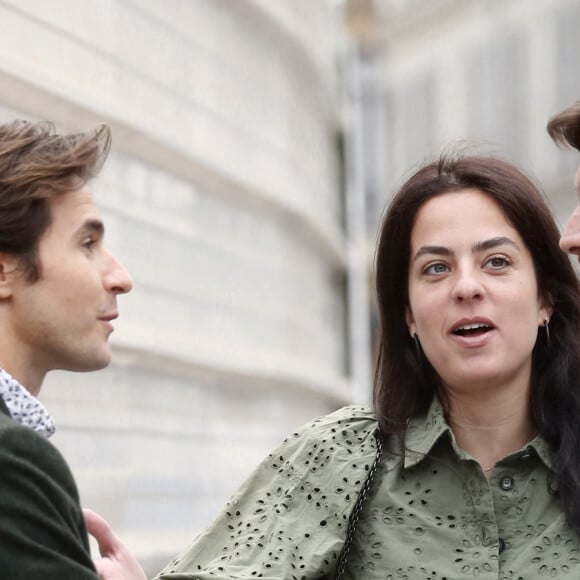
[334,429,384,580]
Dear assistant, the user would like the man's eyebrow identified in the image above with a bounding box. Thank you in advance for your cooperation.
[412,236,520,262]
[76,219,104,236]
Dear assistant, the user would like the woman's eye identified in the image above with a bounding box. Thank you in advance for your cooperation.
[424,262,449,275]
[486,256,510,269]
[82,238,95,250]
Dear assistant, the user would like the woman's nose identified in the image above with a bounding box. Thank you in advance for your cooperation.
[450,269,485,302]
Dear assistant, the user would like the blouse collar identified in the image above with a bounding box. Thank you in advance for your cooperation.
[404,395,553,471]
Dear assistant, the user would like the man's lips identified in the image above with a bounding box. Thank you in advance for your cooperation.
[99,312,118,323]
[99,313,118,332]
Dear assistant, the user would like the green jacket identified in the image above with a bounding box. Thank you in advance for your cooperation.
[0,397,98,579]
[157,398,580,580]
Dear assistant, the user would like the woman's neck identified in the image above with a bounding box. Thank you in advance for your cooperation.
[444,389,536,480]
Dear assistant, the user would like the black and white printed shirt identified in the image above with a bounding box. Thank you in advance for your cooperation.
[0,368,55,438]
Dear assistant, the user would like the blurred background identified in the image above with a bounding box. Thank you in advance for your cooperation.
[0,0,578,574]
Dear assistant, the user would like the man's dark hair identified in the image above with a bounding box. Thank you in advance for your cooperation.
[547,100,580,151]
[0,120,111,281]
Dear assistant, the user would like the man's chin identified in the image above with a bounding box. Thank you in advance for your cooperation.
[63,349,112,373]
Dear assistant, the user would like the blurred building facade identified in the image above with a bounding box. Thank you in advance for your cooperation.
[356,0,580,233]
[0,0,369,573]
[343,0,580,358]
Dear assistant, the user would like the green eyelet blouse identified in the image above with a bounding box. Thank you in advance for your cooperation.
[156,397,580,580]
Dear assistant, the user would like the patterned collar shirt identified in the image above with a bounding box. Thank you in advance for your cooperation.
[156,397,580,580]
[0,368,55,438]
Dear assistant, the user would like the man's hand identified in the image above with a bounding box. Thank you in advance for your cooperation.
[83,509,148,580]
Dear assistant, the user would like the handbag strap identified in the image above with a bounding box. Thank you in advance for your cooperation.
[334,429,384,580]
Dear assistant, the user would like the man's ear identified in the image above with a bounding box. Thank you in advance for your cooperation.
[405,306,416,337]
[0,254,22,299]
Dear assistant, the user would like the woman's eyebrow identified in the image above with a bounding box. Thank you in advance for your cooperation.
[472,236,520,253]
[413,236,520,263]
[412,246,452,262]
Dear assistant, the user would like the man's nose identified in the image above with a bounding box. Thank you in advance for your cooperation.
[559,206,580,256]
[104,254,133,295]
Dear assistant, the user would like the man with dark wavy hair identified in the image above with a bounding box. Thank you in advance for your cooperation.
[0,120,133,578]
[548,101,580,257]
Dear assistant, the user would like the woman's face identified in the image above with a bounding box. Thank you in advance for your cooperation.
[406,188,551,396]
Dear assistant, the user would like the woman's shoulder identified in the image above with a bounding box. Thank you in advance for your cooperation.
[309,404,377,429]
[158,406,381,579]
[276,405,379,458]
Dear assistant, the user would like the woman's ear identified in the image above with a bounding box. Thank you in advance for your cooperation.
[405,306,416,337]
[539,306,554,326]
[539,291,554,326]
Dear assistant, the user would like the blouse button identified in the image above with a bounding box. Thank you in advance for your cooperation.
[499,476,515,491]
[499,538,506,554]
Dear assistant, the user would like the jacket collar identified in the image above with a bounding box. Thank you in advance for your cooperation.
[0,395,9,417]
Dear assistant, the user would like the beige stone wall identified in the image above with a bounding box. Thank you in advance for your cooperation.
[0,1,349,573]
[374,0,580,228]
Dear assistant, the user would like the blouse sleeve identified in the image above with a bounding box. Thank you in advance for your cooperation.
[155,406,379,580]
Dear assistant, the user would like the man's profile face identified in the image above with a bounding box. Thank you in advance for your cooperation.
[5,185,133,378]
[559,165,580,258]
